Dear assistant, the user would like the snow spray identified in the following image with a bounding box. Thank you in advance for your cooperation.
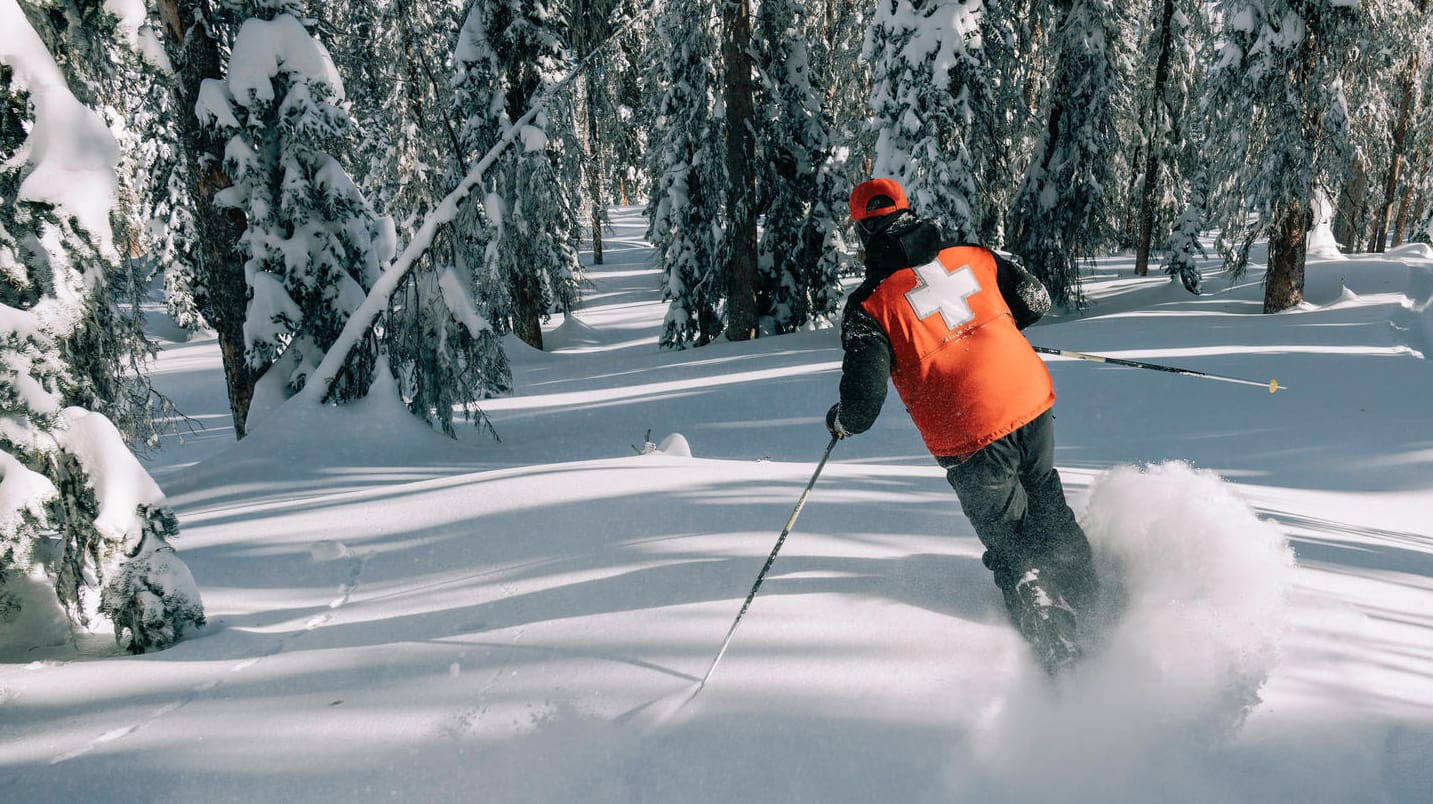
[961,461,1295,803]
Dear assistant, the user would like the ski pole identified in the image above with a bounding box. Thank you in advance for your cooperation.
[1032,345,1286,393]
[696,434,840,691]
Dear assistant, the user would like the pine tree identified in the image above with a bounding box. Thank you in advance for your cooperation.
[808,0,871,279]
[1200,0,1362,313]
[604,2,650,206]
[1007,0,1127,309]
[1,3,203,653]
[452,0,583,352]
[864,0,985,243]
[569,0,629,265]
[1164,168,1208,293]
[647,0,727,348]
[1129,0,1204,276]
[314,0,510,436]
[200,1,394,421]
[752,0,845,333]
[1367,0,1429,252]
[1410,72,1433,243]
[976,0,1060,245]
[1326,1,1427,252]
[155,0,261,437]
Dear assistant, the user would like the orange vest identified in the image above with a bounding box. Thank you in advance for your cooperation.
[860,246,1054,458]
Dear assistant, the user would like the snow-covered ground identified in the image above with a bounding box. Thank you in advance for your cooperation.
[3,208,1431,803]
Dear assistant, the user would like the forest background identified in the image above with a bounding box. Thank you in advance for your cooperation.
[1,0,1431,651]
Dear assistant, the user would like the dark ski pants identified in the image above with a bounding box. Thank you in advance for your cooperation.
[940,409,1097,620]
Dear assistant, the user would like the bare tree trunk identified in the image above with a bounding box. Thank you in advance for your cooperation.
[1393,184,1414,247]
[157,0,257,438]
[1393,147,1426,246]
[1265,200,1308,313]
[722,0,758,341]
[515,287,545,350]
[1334,157,1367,251]
[1134,0,1177,276]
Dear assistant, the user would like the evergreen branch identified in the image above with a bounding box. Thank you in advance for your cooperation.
[299,0,657,404]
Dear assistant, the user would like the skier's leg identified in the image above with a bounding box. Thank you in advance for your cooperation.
[1017,410,1098,614]
[942,435,1026,614]
[946,419,1086,673]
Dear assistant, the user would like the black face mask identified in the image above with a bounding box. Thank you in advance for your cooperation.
[857,211,943,273]
[854,209,912,248]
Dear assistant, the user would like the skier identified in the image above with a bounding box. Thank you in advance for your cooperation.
[825,177,1099,673]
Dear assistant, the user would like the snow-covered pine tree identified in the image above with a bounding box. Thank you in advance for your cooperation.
[569,0,627,265]
[1007,0,1128,309]
[1366,0,1428,252]
[1411,69,1433,243]
[808,0,872,280]
[1,2,203,653]
[1326,1,1424,251]
[311,0,509,437]
[154,0,262,437]
[970,0,1058,245]
[199,0,395,422]
[1164,168,1208,293]
[602,0,650,207]
[320,0,461,232]
[863,0,985,243]
[452,0,583,353]
[1128,0,1205,276]
[752,0,845,334]
[9,0,177,446]
[647,0,728,348]
[1200,0,1362,313]
[84,1,209,338]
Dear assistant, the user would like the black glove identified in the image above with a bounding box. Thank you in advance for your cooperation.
[825,404,847,439]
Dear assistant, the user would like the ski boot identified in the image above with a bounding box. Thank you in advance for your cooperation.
[1010,568,1082,676]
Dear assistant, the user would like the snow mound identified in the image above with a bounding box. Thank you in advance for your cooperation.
[544,314,604,350]
[656,433,691,457]
[308,540,350,561]
[1387,242,1433,260]
[964,461,1294,802]
[0,565,74,659]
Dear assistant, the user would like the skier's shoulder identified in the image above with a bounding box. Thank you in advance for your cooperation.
[936,239,1005,264]
[841,277,881,323]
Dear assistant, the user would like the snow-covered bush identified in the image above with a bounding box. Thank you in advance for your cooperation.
[0,0,203,653]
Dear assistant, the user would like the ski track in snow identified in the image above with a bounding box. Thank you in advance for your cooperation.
[45,545,369,766]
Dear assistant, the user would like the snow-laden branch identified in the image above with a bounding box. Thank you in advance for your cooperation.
[299,6,650,404]
[295,105,538,404]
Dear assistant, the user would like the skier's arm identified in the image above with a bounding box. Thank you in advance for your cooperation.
[833,305,891,435]
[994,251,1051,330]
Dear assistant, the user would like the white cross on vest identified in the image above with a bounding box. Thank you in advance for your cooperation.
[904,260,981,331]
